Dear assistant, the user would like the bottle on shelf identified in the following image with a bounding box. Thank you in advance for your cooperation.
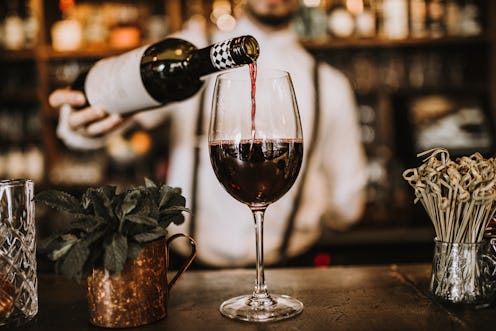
[51,0,83,51]
[427,0,446,38]
[445,0,461,36]
[24,0,39,48]
[3,0,25,50]
[327,0,355,39]
[379,0,409,40]
[355,0,376,38]
[293,0,328,41]
[83,6,107,47]
[459,0,482,36]
[70,35,259,115]
[410,0,428,38]
[108,4,141,49]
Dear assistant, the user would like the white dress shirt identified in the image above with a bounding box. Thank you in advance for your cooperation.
[56,17,367,267]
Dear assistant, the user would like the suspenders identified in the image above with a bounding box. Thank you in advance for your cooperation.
[279,60,321,261]
[189,59,321,263]
[188,88,206,237]
[189,33,212,237]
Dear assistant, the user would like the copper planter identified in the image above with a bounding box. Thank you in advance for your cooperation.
[87,234,196,328]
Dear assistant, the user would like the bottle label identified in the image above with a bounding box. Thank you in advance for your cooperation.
[85,45,161,114]
[210,40,236,70]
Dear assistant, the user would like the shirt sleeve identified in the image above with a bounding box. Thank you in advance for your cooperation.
[318,65,368,231]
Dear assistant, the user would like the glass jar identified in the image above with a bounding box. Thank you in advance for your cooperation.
[430,239,496,308]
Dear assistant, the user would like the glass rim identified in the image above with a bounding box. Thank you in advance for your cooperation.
[216,68,290,81]
[0,178,34,188]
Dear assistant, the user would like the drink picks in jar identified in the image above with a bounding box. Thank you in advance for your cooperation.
[403,148,496,243]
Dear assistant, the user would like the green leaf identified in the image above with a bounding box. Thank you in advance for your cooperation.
[68,217,103,233]
[125,214,159,226]
[100,185,117,199]
[161,206,190,214]
[38,233,62,251]
[103,233,128,276]
[158,206,188,227]
[116,191,139,220]
[34,190,83,214]
[82,187,116,221]
[81,186,116,211]
[58,242,90,280]
[127,242,142,260]
[133,227,168,243]
[131,191,159,220]
[144,178,157,188]
[47,239,77,261]
[159,186,184,209]
[78,226,108,247]
[160,213,185,227]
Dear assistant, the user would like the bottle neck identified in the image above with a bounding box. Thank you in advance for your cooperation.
[190,35,259,77]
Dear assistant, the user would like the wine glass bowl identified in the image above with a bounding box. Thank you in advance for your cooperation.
[208,67,304,322]
[209,138,303,207]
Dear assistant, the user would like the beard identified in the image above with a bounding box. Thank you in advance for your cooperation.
[245,4,297,28]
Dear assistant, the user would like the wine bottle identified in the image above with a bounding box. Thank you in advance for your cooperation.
[380,0,409,39]
[327,0,355,38]
[71,35,259,114]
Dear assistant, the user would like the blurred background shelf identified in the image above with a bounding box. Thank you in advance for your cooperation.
[302,34,490,50]
[37,44,137,60]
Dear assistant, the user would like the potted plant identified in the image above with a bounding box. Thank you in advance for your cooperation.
[36,178,197,328]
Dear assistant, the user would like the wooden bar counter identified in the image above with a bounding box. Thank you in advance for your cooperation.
[6,264,496,330]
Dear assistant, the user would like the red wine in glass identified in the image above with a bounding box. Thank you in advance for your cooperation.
[209,138,303,207]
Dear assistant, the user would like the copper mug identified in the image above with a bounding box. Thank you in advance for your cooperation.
[87,233,196,328]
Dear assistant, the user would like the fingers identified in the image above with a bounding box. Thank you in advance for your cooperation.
[50,88,125,137]
[49,89,87,108]
[78,114,124,137]
[68,107,106,129]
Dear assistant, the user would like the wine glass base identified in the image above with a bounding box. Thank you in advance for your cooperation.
[219,293,303,322]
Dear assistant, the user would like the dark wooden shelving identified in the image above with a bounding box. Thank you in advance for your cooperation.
[0,135,44,146]
[0,91,39,103]
[0,48,37,61]
[302,35,489,50]
[38,44,137,60]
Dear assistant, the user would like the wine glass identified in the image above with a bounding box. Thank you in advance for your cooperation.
[208,67,304,322]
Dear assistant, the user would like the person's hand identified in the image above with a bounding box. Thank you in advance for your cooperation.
[49,89,124,137]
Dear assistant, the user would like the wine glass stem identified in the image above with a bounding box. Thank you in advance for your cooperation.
[252,208,269,298]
